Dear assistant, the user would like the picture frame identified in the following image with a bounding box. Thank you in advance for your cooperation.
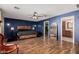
[65,20,73,31]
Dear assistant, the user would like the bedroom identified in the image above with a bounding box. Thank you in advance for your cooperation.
[0,4,79,54]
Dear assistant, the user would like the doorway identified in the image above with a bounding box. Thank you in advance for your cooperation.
[44,21,49,39]
[50,22,58,40]
[61,16,75,44]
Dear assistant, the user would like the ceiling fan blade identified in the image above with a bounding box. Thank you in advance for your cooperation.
[37,16,42,17]
[38,15,47,17]
[26,16,33,19]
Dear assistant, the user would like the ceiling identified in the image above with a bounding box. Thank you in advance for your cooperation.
[0,4,78,21]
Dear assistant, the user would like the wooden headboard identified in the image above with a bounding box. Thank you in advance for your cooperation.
[17,26,32,30]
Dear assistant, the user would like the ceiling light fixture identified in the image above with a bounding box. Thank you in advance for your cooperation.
[32,11,46,20]
[32,16,38,19]
[32,12,38,19]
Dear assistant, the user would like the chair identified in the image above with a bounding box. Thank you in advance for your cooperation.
[0,33,19,54]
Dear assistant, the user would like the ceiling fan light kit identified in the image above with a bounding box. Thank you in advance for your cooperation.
[32,12,38,19]
[32,16,38,19]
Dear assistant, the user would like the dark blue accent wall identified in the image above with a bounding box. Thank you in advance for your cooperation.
[4,18,37,40]
[49,10,79,43]
[36,21,44,33]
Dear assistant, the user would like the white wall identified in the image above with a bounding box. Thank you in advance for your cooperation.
[0,9,4,34]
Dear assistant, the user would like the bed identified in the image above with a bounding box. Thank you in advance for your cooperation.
[17,26,37,39]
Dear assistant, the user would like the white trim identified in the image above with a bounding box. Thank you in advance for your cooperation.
[61,18,62,46]
[51,9,78,19]
[48,21,49,39]
[43,21,45,40]
[0,9,4,34]
[43,21,49,40]
[73,16,75,45]
[61,16,75,45]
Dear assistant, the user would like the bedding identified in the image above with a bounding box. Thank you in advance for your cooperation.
[17,30,37,39]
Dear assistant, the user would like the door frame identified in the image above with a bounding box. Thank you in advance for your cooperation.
[43,21,49,40]
[61,16,75,45]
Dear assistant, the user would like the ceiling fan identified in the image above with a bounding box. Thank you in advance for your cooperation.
[29,12,47,20]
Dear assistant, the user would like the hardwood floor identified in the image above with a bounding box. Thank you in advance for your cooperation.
[8,37,79,54]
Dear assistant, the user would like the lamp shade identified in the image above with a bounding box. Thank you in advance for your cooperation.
[11,27,14,30]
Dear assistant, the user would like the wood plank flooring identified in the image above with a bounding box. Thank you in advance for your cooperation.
[8,37,79,54]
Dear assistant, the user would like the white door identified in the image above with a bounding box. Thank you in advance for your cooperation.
[61,16,75,44]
